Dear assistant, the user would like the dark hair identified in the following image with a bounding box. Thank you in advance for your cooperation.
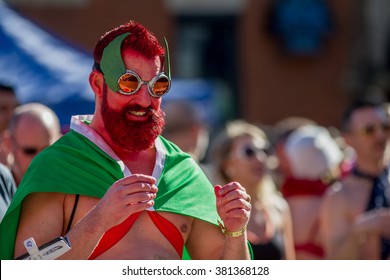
[341,98,384,132]
[0,83,15,94]
[93,20,164,69]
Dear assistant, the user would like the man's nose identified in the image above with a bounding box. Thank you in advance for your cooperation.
[136,84,152,107]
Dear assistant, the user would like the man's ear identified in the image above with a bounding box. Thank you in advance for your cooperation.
[1,130,13,154]
[89,70,105,98]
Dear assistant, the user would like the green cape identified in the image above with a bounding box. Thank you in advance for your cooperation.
[0,131,219,259]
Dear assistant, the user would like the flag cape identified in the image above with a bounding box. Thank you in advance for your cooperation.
[0,131,219,259]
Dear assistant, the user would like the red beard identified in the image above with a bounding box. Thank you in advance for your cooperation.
[101,88,165,152]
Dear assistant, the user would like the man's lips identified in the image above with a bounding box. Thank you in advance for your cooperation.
[128,110,147,116]
[125,108,151,121]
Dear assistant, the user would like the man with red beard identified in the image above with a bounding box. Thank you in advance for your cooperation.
[321,99,390,259]
[0,21,251,260]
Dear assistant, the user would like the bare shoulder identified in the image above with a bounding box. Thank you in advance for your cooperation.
[323,176,362,210]
[322,180,348,208]
[20,192,65,218]
[14,192,66,258]
[186,218,224,259]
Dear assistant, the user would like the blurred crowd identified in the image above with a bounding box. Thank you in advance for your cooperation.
[0,84,62,221]
[162,98,390,260]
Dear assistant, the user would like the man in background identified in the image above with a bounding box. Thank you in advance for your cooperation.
[0,162,16,222]
[162,100,211,177]
[3,103,62,185]
[321,99,390,259]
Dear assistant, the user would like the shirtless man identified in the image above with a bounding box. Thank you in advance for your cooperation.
[0,21,251,260]
[320,99,390,259]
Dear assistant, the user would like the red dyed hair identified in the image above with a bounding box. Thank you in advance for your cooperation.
[93,20,165,67]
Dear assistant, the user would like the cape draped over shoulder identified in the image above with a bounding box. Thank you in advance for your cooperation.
[0,130,219,259]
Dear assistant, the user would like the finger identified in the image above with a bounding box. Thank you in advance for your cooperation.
[127,200,155,213]
[124,191,157,205]
[219,188,248,205]
[214,185,223,197]
[116,181,158,195]
[221,207,251,220]
[219,198,251,214]
[119,174,157,185]
[217,182,246,197]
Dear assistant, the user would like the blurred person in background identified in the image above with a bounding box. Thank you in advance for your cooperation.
[3,103,62,185]
[272,116,317,187]
[280,124,344,259]
[321,98,390,259]
[162,100,210,173]
[0,162,16,222]
[0,83,19,165]
[209,120,295,260]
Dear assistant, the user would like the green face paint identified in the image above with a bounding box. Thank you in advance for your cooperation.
[163,37,171,80]
[100,32,129,92]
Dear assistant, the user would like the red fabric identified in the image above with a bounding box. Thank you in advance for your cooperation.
[281,177,328,198]
[88,211,183,259]
[88,211,142,260]
[148,211,184,258]
[295,243,324,257]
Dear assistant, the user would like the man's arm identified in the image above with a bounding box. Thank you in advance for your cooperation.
[14,192,106,259]
[186,182,251,260]
[320,184,362,259]
[186,217,250,260]
[14,174,158,259]
[321,183,390,260]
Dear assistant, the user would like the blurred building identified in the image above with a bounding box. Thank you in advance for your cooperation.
[3,0,384,129]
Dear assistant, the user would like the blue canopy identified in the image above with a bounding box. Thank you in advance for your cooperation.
[0,2,95,126]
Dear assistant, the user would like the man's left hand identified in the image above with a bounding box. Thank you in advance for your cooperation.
[214,182,251,234]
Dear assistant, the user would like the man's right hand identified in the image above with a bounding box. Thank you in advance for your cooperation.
[93,174,158,230]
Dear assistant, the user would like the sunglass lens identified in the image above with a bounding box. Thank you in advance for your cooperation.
[118,73,139,94]
[23,148,38,155]
[244,147,255,158]
[383,124,390,132]
[363,126,375,135]
[360,123,390,136]
[152,76,170,96]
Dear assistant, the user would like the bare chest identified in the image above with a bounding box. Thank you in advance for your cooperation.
[64,195,193,259]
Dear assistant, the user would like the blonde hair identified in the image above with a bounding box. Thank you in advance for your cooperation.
[210,120,281,206]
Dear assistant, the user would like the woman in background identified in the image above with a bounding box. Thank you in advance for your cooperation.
[209,120,295,260]
[280,125,344,259]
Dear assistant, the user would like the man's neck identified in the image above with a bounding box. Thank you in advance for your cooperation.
[118,146,156,176]
[89,116,157,175]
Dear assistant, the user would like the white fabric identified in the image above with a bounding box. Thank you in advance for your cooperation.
[70,115,167,210]
[285,125,343,179]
